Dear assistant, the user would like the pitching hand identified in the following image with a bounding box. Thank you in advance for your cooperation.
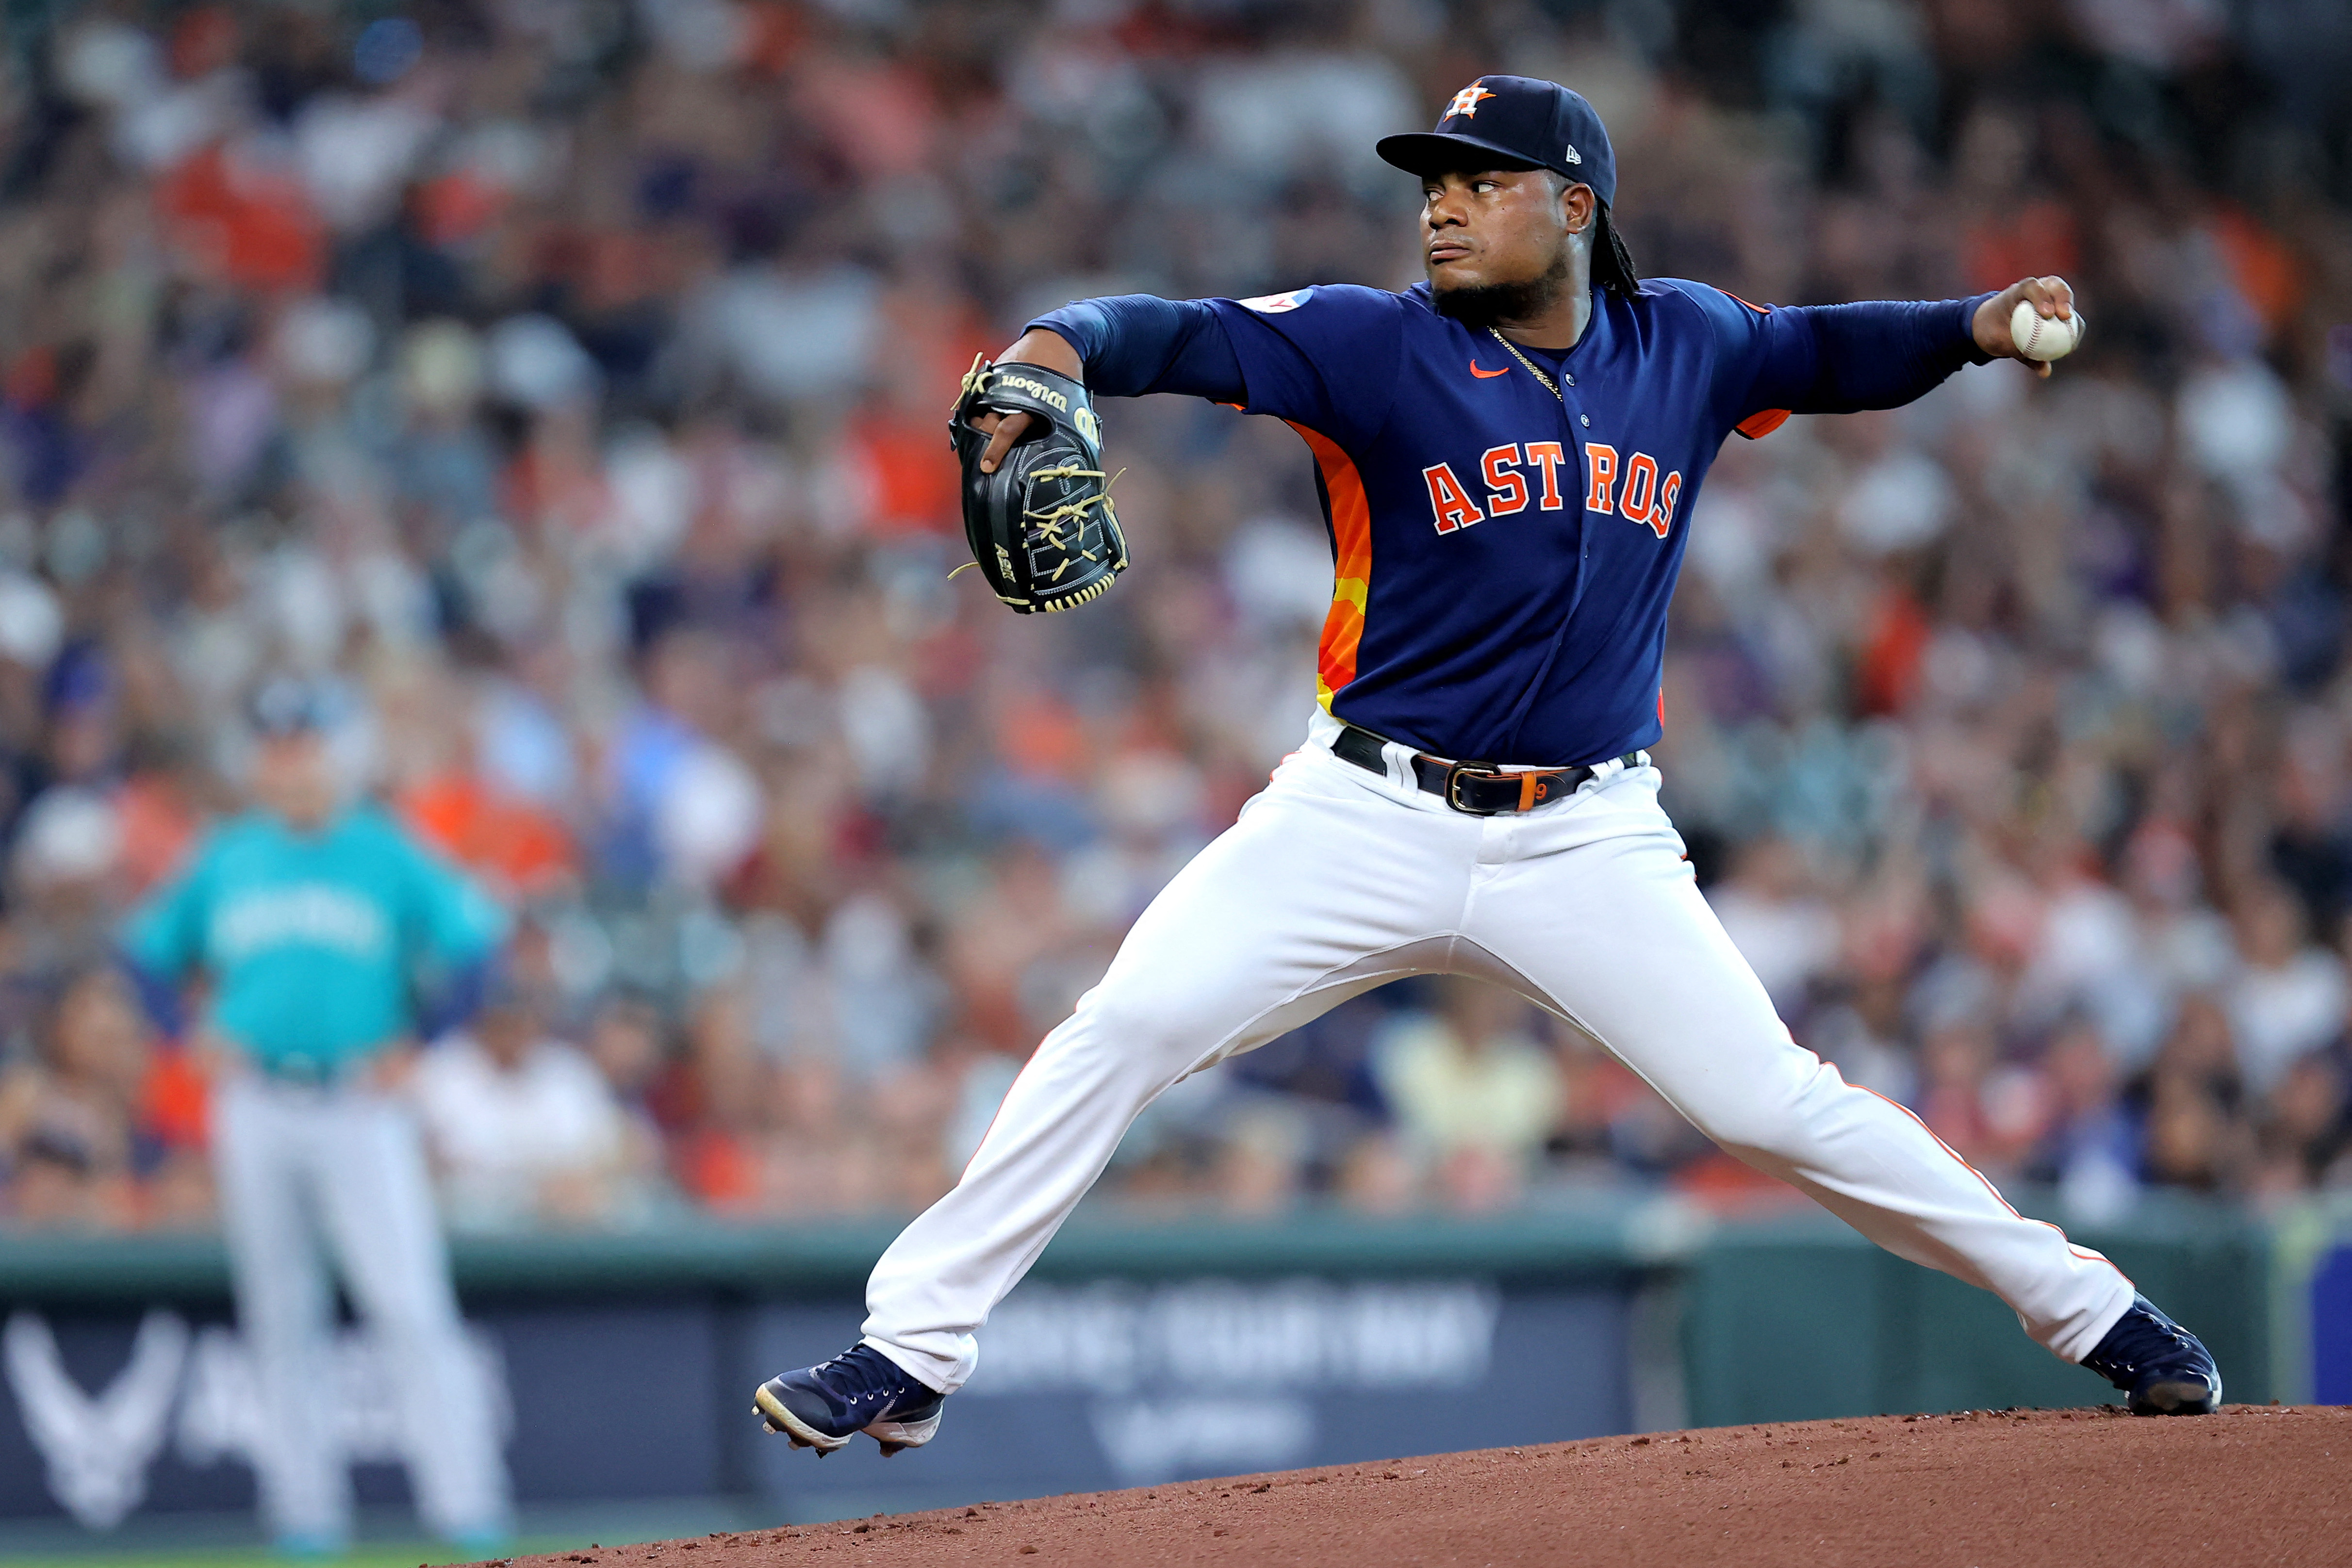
[1973,276,2076,379]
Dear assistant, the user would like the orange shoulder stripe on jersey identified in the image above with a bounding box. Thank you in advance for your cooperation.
[1724,292,1786,440]
[1286,422,1372,708]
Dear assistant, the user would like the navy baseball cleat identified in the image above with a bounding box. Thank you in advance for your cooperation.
[754,1343,945,1456]
[2081,1294,2221,1415]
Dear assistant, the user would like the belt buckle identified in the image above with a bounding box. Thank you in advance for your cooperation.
[1443,760,1507,815]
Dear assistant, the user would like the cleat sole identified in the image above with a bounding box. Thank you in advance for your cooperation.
[862,1407,942,1455]
[2130,1376,2221,1416]
[753,1384,853,1453]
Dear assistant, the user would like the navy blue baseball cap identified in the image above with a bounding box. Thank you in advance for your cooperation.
[248,674,329,738]
[1376,75,1616,206]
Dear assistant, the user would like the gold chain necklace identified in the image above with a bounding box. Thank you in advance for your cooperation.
[1486,327,1563,402]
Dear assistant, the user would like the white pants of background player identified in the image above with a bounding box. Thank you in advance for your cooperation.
[214,1076,509,1543]
[864,709,2136,1394]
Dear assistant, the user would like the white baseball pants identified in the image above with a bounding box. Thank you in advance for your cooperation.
[213,1075,509,1544]
[864,713,2135,1394]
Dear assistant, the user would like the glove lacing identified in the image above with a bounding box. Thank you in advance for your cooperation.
[1024,463,1124,560]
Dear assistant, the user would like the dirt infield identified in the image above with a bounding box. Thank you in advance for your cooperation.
[492,1405,2350,1568]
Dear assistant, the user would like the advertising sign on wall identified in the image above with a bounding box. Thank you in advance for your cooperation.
[2313,1243,2352,1405]
[0,1277,1636,1531]
[0,1300,727,1530]
[753,1278,1635,1519]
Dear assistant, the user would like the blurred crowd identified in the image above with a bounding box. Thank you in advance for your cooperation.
[1,0,2350,1233]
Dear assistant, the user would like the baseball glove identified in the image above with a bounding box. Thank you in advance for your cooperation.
[948,355,1127,614]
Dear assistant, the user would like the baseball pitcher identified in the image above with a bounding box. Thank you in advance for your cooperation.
[755,76,2219,1457]
[123,682,511,1552]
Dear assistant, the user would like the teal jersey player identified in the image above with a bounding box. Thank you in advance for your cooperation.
[121,678,515,1553]
[125,803,508,1074]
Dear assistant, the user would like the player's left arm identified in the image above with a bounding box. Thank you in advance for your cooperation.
[971,298,1244,474]
[973,286,1404,471]
[394,829,510,1040]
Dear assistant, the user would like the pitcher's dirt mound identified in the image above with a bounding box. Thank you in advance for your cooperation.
[500,1405,2350,1568]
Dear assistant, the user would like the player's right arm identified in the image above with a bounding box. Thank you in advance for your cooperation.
[1667,280,1990,441]
[1673,274,2083,442]
[118,833,220,1036]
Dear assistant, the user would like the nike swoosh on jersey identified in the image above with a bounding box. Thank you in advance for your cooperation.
[1468,360,1511,378]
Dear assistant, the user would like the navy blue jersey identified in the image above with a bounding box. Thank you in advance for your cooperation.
[1035,279,1991,764]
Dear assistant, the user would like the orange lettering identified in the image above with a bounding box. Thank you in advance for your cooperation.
[1651,471,1682,539]
[1582,442,1618,514]
[1481,443,1528,517]
[1524,442,1568,510]
[1423,462,1484,534]
[1621,452,1658,530]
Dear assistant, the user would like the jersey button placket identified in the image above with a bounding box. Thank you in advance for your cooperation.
[1560,387,1591,561]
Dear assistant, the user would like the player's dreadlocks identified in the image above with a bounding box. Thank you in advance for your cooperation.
[1591,198,1639,297]
[1538,167,1637,297]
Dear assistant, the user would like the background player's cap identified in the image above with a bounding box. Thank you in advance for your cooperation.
[248,674,329,738]
[1375,75,1616,206]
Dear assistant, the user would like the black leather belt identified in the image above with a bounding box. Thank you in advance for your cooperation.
[1331,723,1635,816]
[255,1053,360,1087]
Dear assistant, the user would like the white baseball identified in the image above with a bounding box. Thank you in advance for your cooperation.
[2008,297,2084,362]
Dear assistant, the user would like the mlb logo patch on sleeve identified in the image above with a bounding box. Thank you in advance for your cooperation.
[1239,289,1313,313]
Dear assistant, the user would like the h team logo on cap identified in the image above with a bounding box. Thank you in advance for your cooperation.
[1444,82,1495,120]
[1376,74,1619,209]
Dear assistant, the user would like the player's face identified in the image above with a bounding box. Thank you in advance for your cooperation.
[252,732,336,830]
[1419,168,1588,293]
